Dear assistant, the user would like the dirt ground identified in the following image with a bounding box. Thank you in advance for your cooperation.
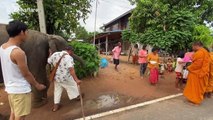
[0,55,181,120]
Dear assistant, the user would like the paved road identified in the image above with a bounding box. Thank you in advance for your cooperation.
[96,96,213,120]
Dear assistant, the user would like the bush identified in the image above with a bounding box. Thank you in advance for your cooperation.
[69,41,100,79]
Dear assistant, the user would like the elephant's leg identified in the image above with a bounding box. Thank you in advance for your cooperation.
[31,64,50,108]
[25,43,50,108]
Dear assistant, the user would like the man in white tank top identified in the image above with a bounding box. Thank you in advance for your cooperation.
[0,20,46,120]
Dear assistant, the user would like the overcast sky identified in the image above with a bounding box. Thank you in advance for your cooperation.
[0,0,19,24]
[0,0,135,32]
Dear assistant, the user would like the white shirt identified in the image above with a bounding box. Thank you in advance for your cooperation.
[175,58,185,73]
[0,46,31,94]
[48,51,74,82]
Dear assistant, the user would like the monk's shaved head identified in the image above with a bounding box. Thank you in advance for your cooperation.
[192,41,204,52]
[193,41,203,47]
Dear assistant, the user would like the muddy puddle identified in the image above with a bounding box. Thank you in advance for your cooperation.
[63,93,140,119]
[84,93,138,111]
[85,94,120,109]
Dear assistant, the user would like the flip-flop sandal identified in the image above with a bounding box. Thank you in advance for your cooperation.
[52,105,61,112]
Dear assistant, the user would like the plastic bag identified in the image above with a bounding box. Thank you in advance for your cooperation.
[100,58,108,68]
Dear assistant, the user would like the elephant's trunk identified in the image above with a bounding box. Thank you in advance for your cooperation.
[71,54,85,66]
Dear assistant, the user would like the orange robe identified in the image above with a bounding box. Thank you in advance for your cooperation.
[183,48,210,104]
[206,52,213,92]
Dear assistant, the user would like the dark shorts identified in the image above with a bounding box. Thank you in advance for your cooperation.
[113,59,119,65]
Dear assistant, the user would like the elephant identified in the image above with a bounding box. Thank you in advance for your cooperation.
[0,24,83,108]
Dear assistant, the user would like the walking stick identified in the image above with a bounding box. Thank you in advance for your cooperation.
[78,85,85,120]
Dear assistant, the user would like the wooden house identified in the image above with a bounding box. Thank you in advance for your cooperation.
[94,9,133,55]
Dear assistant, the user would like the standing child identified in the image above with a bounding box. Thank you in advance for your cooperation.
[159,60,166,75]
[132,44,139,64]
[167,58,173,72]
[175,52,185,90]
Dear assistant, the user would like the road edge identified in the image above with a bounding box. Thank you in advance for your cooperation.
[75,93,183,120]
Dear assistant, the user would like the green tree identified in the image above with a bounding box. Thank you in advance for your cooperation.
[122,30,139,43]
[126,0,213,53]
[74,26,99,43]
[130,0,170,33]
[129,0,213,24]
[75,26,89,40]
[192,25,213,47]
[160,0,213,24]
[11,0,92,38]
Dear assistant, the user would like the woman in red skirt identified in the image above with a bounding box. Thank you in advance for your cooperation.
[147,47,160,85]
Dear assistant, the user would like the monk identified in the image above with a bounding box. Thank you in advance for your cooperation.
[205,50,213,98]
[183,41,210,105]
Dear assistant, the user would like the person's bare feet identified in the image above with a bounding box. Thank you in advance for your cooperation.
[150,83,157,86]
[177,88,182,91]
[184,100,200,106]
[207,92,211,98]
[115,68,119,72]
[52,104,61,112]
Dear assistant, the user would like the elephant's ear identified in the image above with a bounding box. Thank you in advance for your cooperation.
[48,35,57,53]
[48,35,68,52]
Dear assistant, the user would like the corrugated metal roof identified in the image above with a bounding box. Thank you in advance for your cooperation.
[101,30,124,34]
